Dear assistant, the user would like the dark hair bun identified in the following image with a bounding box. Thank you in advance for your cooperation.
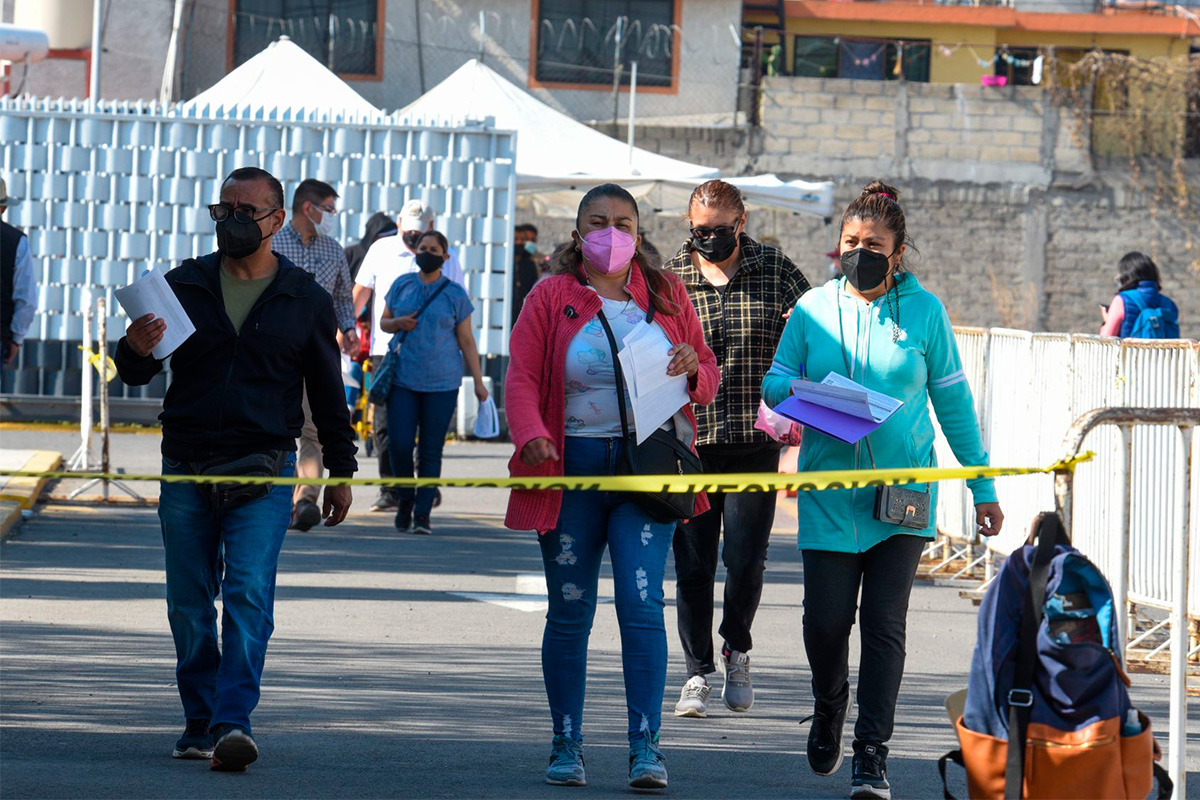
[860,180,901,203]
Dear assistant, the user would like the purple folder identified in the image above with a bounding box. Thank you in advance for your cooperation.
[772,395,882,445]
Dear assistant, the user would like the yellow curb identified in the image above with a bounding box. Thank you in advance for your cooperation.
[0,500,22,540]
[0,451,63,509]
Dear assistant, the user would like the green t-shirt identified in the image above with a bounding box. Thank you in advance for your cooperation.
[220,266,276,332]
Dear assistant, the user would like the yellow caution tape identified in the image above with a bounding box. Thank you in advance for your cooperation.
[77,346,118,383]
[0,453,1093,493]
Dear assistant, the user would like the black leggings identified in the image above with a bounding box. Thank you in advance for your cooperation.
[801,534,927,750]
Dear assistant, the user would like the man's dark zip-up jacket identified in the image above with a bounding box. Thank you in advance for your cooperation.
[115,252,358,476]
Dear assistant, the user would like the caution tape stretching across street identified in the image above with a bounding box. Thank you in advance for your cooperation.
[0,453,1093,493]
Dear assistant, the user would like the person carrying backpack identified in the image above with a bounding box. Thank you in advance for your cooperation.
[1099,252,1180,339]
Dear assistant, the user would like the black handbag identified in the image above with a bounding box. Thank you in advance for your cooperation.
[873,483,931,529]
[187,450,290,514]
[594,304,703,523]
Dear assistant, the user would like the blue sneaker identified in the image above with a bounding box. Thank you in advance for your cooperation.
[171,718,214,759]
[545,735,586,786]
[628,731,668,790]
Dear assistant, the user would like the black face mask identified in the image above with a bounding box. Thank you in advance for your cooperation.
[840,247,893,292]
[216,216,270,260]
[402,230,423,251]
[691,229,739,263]
[415,252,443,274]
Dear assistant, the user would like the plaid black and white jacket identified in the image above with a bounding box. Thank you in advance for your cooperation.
[664,234,811,447]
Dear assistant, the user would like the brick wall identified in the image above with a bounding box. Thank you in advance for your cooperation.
[573,77,1197,339]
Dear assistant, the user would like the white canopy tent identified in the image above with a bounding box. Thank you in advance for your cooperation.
[183,37,382,118]
[399,60,835,220]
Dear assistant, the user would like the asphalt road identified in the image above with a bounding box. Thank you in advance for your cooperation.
[1,431,1195,799]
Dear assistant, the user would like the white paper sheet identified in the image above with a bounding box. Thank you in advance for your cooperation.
[790,379,875,420]
[617,324,690,445]
[113,267,196,360]
[819,372,903,424]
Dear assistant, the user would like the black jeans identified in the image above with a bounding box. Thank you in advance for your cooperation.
[801,533,927,749]
[673,442,780,677]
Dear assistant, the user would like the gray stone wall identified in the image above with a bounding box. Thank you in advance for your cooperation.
[574,78,1198,339]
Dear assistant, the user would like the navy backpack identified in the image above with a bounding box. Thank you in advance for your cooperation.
[940,513,1171,799]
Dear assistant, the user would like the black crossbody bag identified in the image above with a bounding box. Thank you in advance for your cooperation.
[594,305,703,523]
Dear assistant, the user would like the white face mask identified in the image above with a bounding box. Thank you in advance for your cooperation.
[309,206,338,238]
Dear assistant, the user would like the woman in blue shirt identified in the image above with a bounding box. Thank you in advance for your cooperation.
[763,181,1004,800]
[380,231,487,535]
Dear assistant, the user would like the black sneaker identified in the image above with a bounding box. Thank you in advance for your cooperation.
[172,718,214,759]
[850,741,890,800]
[412,516,432,535]
[289,500,321,531]
[801,694,852,776]
[394,501,414,532]
[210,726,258,772]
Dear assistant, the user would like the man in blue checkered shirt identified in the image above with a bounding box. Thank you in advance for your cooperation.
[273,179,358,531]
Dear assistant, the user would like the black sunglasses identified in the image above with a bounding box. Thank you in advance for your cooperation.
[690,222,740,240]
[208,204,279,224]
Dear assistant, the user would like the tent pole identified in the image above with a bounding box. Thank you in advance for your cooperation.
[414,0,426,92]
[611,16,624,128]
[627,60,638,170]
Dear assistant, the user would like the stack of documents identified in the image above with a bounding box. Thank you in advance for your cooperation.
[773,372,903,444]
[113,267,196,359]
[616,324,690,444]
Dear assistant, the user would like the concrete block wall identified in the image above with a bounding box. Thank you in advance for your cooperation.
[528,176,1199,340]
[756,76,1093,186]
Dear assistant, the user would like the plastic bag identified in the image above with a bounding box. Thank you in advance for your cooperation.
[754,400,803,447]
[473,395,501,439]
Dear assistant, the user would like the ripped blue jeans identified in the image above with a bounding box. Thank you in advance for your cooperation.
[539,436,676,743]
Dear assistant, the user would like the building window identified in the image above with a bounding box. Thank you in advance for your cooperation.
[793,36,930,83]
[534,0,676,88]
[233,0,381,78]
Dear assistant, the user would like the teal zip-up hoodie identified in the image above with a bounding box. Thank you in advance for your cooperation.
[763,274,996,553]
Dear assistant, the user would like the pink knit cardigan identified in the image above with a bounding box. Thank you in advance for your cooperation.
[504,261,720,532]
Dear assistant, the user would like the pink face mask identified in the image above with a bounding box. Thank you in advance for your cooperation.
[578,226,637,275]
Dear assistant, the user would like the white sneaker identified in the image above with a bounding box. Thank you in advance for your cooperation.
[674,675,711,718]
[720,649,754,712]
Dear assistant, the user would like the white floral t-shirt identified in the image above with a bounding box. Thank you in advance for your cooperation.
[563,296,672,437]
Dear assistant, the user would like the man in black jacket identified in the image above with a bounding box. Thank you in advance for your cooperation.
[116,167,356,773]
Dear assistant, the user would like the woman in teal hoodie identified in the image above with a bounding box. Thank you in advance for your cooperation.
[763,181,1004,800]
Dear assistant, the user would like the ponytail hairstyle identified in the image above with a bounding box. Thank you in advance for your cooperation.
[550,183,679,315]
[840,180,916,272]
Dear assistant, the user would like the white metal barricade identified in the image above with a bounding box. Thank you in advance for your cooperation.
[1054,408,1199,798]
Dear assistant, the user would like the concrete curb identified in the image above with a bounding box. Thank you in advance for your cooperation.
[0,450,63,541]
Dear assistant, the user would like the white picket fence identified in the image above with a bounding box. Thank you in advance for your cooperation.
[934,330,1200,618]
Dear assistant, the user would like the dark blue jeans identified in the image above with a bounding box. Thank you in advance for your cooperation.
[159,455,295,734]
[540,436,676,742]
[386,386,458,518]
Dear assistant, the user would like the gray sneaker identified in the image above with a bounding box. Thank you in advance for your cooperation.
[545,735,586,786]
[673,675,711,718]
[720,648,753,712]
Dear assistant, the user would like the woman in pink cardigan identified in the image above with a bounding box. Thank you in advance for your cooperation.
[505,184,718,790]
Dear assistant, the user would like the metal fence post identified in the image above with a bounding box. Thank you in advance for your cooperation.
[1167,424,1193,797]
